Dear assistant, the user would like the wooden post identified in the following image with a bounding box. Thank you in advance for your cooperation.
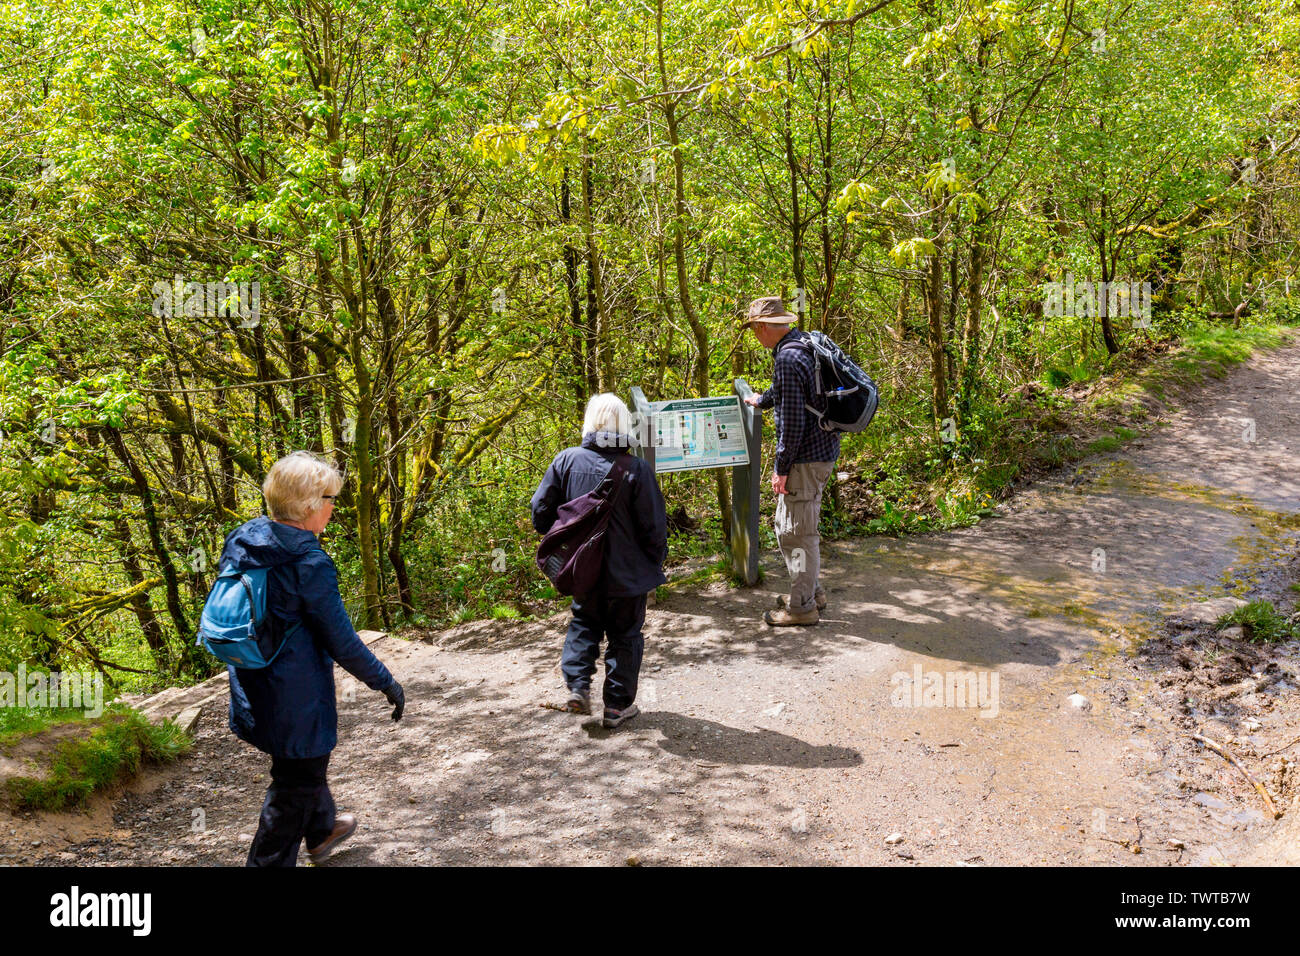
[730,378,762,585]
[629,386,655,472]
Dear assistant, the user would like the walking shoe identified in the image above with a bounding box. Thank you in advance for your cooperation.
[307,813,357,864]
[764,607,819,626]
[777,588,828,611]
[602,703,640,729]
[564,688,592,715]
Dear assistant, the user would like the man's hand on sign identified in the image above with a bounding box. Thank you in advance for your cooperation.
[744,393,763,407]
[772,473,788,496]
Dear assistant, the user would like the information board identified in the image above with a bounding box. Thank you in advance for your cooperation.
[645,395,750,473]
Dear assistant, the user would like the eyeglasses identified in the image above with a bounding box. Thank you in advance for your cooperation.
[322,494,338,501]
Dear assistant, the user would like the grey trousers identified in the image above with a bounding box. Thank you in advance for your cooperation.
[774,460,834,613]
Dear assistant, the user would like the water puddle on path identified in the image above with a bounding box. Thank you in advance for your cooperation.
[834,454,1300,668]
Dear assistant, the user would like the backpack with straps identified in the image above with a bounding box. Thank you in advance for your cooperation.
[536,454,633,598]
[780,330,880,433]
[197,565,299,669]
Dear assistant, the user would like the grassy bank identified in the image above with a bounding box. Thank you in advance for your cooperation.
[0,705,93,747]
[2,705,192,812]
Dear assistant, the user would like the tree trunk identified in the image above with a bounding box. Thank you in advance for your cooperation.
[926,236,949,429]
[960,204,991,423]
[561,168,586,408]
[782,58,806,322]
[581,147,610,393]
[893,278,909,391]
[1097,232,1120,355]
[112,512,169,668]
[105,427,189,669]
[349,328,383,628]
[658,0,730,543]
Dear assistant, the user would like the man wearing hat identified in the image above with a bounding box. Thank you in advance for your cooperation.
[743,295,839,626]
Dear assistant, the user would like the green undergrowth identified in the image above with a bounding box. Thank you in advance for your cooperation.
[836,311,1297,538]
[3,705,192,812]
[656,556,733,600]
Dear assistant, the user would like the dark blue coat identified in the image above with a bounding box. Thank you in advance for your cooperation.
[219,517,395,760]
[530,430,668,597]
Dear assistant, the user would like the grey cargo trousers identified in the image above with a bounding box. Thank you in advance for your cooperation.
[774,460,835,614]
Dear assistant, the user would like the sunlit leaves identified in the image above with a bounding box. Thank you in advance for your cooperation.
[834,179,879,222]
[888,235,937,266]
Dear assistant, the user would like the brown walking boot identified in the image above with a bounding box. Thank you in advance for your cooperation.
[764,606,819,626]
[307,813,357,864]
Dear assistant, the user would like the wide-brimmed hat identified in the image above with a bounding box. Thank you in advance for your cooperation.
[746,295,798,325]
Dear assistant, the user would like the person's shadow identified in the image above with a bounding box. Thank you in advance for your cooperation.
[583,711,862,769]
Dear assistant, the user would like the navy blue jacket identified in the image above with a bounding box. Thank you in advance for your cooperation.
[219,517,395,760]
[530,430,668,597]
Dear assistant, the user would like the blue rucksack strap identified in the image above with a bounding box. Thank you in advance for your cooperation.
[238,573,259,636]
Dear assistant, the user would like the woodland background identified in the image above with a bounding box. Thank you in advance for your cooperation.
[2,0,1299,690]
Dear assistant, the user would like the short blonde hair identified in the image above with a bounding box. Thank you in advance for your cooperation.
[262,451,343,521]
[582,393,632,438]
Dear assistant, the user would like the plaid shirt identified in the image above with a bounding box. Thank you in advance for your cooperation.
[757,329,841,475]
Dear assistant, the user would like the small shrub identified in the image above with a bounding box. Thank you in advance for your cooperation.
[1086,434,1121,455]
[1216,600,1298,645]
[1044,367,1072,389]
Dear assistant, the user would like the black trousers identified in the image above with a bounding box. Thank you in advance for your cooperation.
[561,588,647,711]
[246,753,336,867]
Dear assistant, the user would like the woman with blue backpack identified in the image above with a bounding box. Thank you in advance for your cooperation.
[201,450,405,866]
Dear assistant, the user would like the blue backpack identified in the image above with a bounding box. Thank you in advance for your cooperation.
[197,566,298,669]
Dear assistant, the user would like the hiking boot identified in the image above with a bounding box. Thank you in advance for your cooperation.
[307,813,357,864]
[564,688,592,715]
[602,703,640,729]
[777,588,827,612]
[764,607,819,627]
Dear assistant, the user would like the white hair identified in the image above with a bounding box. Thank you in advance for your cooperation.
[582,393,632,439]
[262,450,343,521]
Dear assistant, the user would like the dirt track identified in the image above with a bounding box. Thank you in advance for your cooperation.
[5,337,1300,866]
